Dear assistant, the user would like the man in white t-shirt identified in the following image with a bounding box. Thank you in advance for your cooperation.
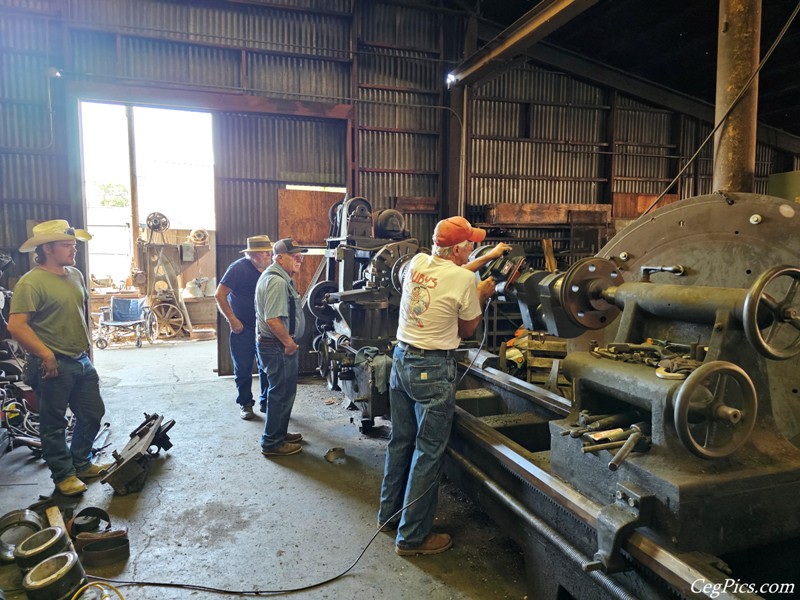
[378,216,510,556]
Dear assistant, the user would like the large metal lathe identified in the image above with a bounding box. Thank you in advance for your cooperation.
[449,191,800,599]
[311,191,800,598]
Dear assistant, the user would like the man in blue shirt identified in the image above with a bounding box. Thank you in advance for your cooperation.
[215,235,272,420]
[255,238,307,456]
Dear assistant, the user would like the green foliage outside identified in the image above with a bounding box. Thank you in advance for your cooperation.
[97,182,130,207]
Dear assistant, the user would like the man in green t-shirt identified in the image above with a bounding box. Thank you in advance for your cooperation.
[8,220,110,496]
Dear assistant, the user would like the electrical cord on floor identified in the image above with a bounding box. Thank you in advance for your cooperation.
[70,581,125,600]
[458,297,494,386]
[87,480,438,596]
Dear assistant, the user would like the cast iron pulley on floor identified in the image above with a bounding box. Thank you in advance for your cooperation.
[151,302,184,338]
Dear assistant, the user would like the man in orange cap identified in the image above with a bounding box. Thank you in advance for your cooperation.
[8,220,110,497]
[378,216,510,556]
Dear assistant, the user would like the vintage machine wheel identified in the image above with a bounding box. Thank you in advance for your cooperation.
[672,361,758,459]
[307,280,338,323]
[94,337,109,350]
[742,265,800,360]
[151,303,184,338]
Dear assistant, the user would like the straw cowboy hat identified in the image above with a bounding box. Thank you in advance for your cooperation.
[19,220,92,253]
[240,235,273,253]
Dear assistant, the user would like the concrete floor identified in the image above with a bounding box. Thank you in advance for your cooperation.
[1,340,528,599]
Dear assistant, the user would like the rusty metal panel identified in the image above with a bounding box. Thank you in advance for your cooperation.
[613,95,673,195]
[0,103,53,148]
[214,111,345,375]
[70,29,118,76]
[121,37,241,88]
[247,53,350,100]
[0,52,50,101]
[0,153,68,204]
[0,0,57,13]
[472,64,607,207]
[479,64,605,105]
[358,88,440,131]
[403,213,435,247]
[67,0,350,58]
[358,45,439,89]
[358,171,437,213]
[0,12,50,49]
[358,130,436,172]
[469,177,599,207]
[360,1,438,52]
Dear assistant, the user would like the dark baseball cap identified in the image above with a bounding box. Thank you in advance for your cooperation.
[273,238,308,255]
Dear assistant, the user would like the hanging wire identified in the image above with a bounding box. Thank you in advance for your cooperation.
[642,1,800,217]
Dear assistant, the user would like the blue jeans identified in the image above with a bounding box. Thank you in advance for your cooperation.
[378,345,456,548]
[230,326,267,409]
[257,343,298,451]
[24,354,106,484]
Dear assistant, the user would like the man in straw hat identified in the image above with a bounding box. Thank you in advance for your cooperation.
[215,235,273,420]
[8,219,111,497]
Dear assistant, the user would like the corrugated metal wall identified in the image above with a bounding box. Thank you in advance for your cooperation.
[0,8,73,281]
[469,61,794,214]
[357,2,447,245]
[471,65,607,208]
[214,112,346,375]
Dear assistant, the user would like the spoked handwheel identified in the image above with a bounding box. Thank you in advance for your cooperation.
[742,265,800,360]
[673,361,758,459]
[151,303,184,338]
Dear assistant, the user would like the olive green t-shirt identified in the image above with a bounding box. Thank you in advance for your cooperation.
[10,266,91,357]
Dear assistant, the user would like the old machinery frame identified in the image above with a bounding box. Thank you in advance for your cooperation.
[447,193,800,599]
[309,196,421,432]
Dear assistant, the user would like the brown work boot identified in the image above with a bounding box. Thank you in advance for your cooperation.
[285,432,303,443]
[55,475,88,497]
[395,533,452,556]
[77,462,113,480]
[261,442,302,457]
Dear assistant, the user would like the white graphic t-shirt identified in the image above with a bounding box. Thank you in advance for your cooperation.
[396,253,481,351]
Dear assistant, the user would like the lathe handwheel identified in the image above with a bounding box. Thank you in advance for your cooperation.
[307,280,338,322]
[742,265,800,360]
[673,361,757,459]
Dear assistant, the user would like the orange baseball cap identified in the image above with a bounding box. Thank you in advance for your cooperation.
[433,216,486,247]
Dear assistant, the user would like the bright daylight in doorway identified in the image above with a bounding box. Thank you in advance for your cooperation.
[80,102,214,286]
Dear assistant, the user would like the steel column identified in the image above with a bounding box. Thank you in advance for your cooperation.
[712,0,762,193]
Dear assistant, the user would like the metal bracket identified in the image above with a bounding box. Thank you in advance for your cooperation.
[100,413,175,495]
[584,481,654,573]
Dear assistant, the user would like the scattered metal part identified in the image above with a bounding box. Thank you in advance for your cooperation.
[22,551,85,600]
[100,413,174,495]
[13,526,68,571]
[0,509,43,563]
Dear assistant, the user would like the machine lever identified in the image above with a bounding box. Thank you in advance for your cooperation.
[608,423,651,471]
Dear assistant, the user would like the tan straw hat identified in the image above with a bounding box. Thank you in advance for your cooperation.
[240,235,273,253]
[19,220,92,253]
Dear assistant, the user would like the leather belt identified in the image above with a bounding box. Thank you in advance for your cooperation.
[66,507,129,563]
[80,537,131,567]
[397,341,454,358]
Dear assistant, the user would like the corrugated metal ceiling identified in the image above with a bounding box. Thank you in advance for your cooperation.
[476,0,800,139]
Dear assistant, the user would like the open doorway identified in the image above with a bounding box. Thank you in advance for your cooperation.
[80,102,217,343]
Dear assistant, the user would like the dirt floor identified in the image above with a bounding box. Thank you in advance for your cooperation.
[1,339,529,599]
